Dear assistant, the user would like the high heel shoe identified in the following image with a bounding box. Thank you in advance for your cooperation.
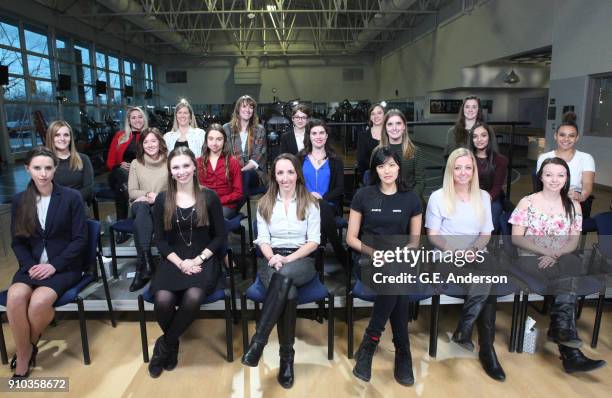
[12,344,38,379]
[10,342,38,370]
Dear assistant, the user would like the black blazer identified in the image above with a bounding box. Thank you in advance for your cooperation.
[280,127,301,155]
[11,183,88,274]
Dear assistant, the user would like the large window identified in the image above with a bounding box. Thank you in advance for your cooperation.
[587,74,612,137]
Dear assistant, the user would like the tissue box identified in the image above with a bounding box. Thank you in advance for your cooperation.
[522,326,539,353]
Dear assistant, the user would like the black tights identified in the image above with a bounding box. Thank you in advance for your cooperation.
[154,288,205,345]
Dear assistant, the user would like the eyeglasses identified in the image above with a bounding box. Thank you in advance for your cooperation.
[292,116,308,120]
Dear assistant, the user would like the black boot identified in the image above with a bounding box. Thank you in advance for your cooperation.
[148,336,171,378]
[277,299,297,389]
[164,339,179,371]
[353,334,379,382]
[452,295,488,352]
[130,247,150,292]
[145,248,156,276]
[548,295,582,348]
[477,302,506,381]
[393,340,414,386]
[242,273,293,367]
[559,346,606,373]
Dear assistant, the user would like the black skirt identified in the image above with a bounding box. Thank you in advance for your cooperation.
[12,269,82,298]
[149,256,220,295]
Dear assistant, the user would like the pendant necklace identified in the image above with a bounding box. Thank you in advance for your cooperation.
[176,207,194,246]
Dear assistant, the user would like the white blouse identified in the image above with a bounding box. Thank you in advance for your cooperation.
[164,127,206,157]
[37,195,51,264]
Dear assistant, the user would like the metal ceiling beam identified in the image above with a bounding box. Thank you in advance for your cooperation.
[350,0,419,50]
[71,9,436,17]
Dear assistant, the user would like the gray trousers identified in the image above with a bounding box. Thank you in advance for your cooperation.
[259,256,317,299]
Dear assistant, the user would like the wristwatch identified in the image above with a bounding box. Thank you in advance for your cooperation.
[199,252,208,263]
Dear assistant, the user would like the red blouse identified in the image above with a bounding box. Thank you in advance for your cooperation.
[106,130,140,171]
[197,154,243,209]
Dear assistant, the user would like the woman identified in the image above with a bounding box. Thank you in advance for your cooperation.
[379,109,425,199]
[425,148,505,381]
[444,96,498,158]
[127,127,169,291]
[106,106,147,238]
[536,112,595,216]
[197,124,243,218]
[280,103,310,155]
[356,103,384,176]
[242,154,320,389]
[510,157,606,374]
[298,119,346,265]
[163,100,205,157]
[148,147,226,378]
[468,122,508,230]
[347,147,422,386]
[45,120,94,203]
[223,95,267,194]
[7,146,87,378]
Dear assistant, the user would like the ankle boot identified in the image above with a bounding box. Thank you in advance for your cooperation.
[242,273,293,367]
[393,340,414,386]
[164,339,179,371]
[130,247,150,292]
[452,295,488,352]
[548,294,582,348]
[277,299,297,389]
[559,346,607,374]
[148,336,171,378]
[477,302,506,381]
[353,334,379,382]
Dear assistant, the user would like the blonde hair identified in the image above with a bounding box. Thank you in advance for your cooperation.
[379,109,416,159]
[229,95,259,156]
[442,148,485,225]
[119,106,148,146]
[171,100,198,131]
[45,120,83,171]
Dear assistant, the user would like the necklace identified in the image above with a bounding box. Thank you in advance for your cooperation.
[310,152,327,166]
[176,207,195,246]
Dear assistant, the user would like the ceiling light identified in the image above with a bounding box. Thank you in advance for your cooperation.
[266,5,276,11]
[374,13,383,18]
[380,101,387,107]
[247,12,256,19]
[504,69,520,84]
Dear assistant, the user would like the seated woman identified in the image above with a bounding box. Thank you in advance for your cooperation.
[468,122,508,230]
[223,95,267,195]
[510,157,606,374]
[45,120,94,204]
[537,112,595,217]
[163,100,205,157]
[425,148,505,381]
[379,109,425,199]
[298,118,346,265]
[347,147,422,386]
[356,102,384,177]
[197,123,243,218]
[7,146,88,378]
[127,127,168,291]
[241,154,320,389]
[280,103,310,155]
[148,147,226,378]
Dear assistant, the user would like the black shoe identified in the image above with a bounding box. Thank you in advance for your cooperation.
[452,295,488,352]
[559,346,607,374]
[477,302,506,382]
[164,339,179,371]
[394,342,414,386]
[548,295,583,348]
[148,336,170,378]
[478,346,506,381]
[130,247,151,292]
[278,346,295,389]
[115,231,130,245]
[242,340,265,367]
[277,299,297,389]
[353,334,378,382]
[451,330,475,352]
[12,344,38,379]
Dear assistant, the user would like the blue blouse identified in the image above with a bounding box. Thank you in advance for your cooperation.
[303,157,331,198]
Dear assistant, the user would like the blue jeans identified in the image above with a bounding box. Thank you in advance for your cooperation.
[491,197,503,232]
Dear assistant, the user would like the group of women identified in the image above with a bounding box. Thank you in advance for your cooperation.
[5,95,606,386]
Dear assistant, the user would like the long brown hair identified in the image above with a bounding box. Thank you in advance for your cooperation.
[298,118,337,161]
[200,123,232,181]
[14,146,59,237]
[45,120,82,171]
[136,127,168,164]
[257,153,318,224]
[229,95,259,156]
[453,96,483,146]
[163,147,208,230]
[379,108,416,159]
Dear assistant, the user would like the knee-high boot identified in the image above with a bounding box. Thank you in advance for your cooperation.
[130,246,150,292]
[452,295,488,351]
[277,299,297,389]
[242,273,293,367]
[548,294,582,348]
[477,302,505,381]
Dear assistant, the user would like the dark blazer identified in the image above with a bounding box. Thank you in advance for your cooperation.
[280,127,301,155]
[11,183,88,274]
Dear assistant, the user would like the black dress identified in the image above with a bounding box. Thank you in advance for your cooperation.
[150,189,226,294]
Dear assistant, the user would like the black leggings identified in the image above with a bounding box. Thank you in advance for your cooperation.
[108,166,129,219]
[365,294,411,346]
[131,202,154,248]
[319,200,346,264]
[154,287,205,345]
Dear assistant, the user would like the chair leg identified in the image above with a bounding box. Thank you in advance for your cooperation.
[347,292,354,359]
[224,294,234,362]
[241,294,249,355]
[576,296,585,320]
[328,293,334,360]
[429,295,440,358]
[591,294,605,348]
[227,249,238,324]
[246,199,254,246]
[413,301,420,321]
[0,313,8,365]
[317,299,324,324]
[109,227,119,279]
[240,227,247,281]
[98,253,116,327]
[77,297,91,365]
[509,293,520,352]
[517,293,529,353]
[138,295,149,363]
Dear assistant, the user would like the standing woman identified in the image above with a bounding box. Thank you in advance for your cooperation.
[468,122,508,230]
[379,109,425,199]
[163,100,205,157]
[425,148,505,381]
[298,118,346,264]
[356,103,384,176]
[7,146,87,378]
[197,123,243,218]
[148,147,226,378]
[444,96,498,158]
[347,147,422,386]
[242,154,320,389]
[45,120,94,203]
[536,112,595,216]
[510,157,606,374]
[127,127,168,291]
[106,106,147,228]
[280,103,310,155]
[223,95,267,193]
